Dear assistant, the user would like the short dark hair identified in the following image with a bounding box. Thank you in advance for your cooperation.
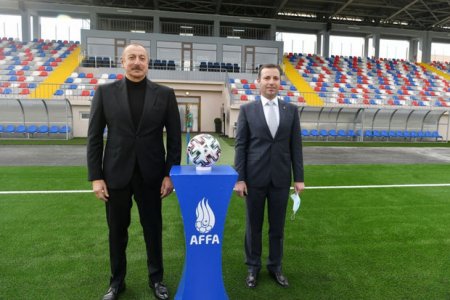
[122,43,149,59]
[257,64,282,79]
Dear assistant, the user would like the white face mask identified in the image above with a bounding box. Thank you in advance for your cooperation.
[290,192,301,220]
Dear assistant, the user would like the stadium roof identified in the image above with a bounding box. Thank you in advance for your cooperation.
[24,0,450,32]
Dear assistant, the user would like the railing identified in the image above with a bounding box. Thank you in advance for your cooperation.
[97,16,153,33]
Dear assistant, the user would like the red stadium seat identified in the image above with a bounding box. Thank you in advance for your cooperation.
[20,88,29,95]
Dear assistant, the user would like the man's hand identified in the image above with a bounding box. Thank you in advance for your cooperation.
[92,179,109,202]
[233,181,248,198]
[294,182,305,194]
[160,176,174,198]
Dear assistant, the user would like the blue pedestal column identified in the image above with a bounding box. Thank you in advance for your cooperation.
[170,165,238,300]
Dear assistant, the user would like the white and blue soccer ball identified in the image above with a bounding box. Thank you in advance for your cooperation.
[187,134,221,167]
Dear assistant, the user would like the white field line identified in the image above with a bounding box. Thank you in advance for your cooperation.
[300,183,450,190]
[0,183,450,195]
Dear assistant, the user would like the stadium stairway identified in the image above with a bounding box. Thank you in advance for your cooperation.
[29,46,81,99]
[420,63,450,81]
[282,56,324,106]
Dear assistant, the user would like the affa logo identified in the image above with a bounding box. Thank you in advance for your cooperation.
[195,197,215,233]
[190,198,220,245]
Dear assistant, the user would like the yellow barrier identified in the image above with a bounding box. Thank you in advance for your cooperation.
[282,56,324,106]
[419,63,450,81]
[29,47,82,99]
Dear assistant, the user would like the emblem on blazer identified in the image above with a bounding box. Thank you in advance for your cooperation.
[190,198,220,245]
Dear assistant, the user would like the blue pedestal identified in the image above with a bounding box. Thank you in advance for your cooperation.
[170,165,238,300]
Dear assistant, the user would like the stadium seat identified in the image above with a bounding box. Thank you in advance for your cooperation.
[309,129,319,137]
[49,125,60,134]
[319,129,328,138]
[337,129,347,138]
[5,125,15,133]
[328,129,337,138]
[301,129,309,137]
[59,125,71,134]
[27,125,38,135]
[38,125,49,133]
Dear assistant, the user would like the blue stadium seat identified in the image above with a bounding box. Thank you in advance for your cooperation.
[328,129,337,138]
[337,129,347,137]
[49,125,60,134]
[167,60,176,70]
[38,125,49,133]
[431,131,442,139]
[309,129,319,137]
[301,129,309,137]
[347,129,356,137]
[388,130,396,138]
[27,125,38,134]
[372,130,381,138]
[5,125,15,133]
[319,129,328,138]
[59,125,71,134]
[16,125,26,134]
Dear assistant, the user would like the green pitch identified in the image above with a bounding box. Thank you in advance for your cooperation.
[1,164,450,299]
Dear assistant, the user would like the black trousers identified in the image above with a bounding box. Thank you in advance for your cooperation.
[105,166,163,288]
[245,184,289,273]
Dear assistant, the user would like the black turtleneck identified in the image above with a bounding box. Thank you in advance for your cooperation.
[126,77,147,130]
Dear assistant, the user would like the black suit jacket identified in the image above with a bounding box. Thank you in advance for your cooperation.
[234,99,304,188]
[87,78,181,189]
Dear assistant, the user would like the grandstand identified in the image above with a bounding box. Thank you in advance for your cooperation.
[0,0,449,141]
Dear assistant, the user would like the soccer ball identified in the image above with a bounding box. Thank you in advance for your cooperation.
[187,134,221,167]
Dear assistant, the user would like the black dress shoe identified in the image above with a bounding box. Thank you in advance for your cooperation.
[150,282,169,300]
[245,272,258,288]
[270,271,289,287]
[102,282,126,300]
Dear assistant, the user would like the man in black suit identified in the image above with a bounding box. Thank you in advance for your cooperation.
[234,64,304,288]
[87,43,181,300]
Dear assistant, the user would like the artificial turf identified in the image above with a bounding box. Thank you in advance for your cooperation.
[1,164,450,299]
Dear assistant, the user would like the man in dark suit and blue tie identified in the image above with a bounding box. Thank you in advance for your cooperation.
[87,43,181,300]
[234,64,305,288]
